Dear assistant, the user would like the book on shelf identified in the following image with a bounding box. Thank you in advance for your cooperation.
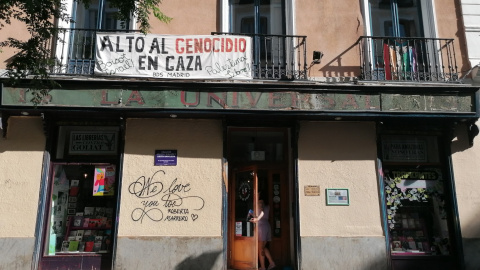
[76,230,85,237]
[84,207,95,217]
[408,241,417,250]
[93,242,102,252]
[84,241,94,252]
[68,241,79,251]
[73,216,83,227]
[78,241,85,252]
[100,217,108,228]
[84,234,96,242]
[69,186,79,196]
[392,240,402,251]
[101,235,112,252]
[88,218,101,228]
[402,219,409,229]
[67,236,76,241]
[408,219,415,228]
[95,235,104,242]
[95,207,105,217]
[61,241,69,252]
[82,218,90,228]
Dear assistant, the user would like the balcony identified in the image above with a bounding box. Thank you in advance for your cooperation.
[45,28,138,75]
[44,28,308,80]
[212,32,308,80]
[357,36,460,83]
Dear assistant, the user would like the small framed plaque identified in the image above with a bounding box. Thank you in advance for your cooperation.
[304,185,320,196]
[326,188,349,206]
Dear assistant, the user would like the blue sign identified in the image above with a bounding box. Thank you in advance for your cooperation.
[154,150,177,166]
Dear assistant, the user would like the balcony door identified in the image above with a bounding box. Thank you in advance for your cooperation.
[365,0,440,81]
[230,0,287,78]
[369,0,424,38]
[54,0,129,74]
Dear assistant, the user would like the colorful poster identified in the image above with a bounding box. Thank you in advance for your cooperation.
[93,165,116,196]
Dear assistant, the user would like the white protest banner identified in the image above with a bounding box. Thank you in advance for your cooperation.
[95,33,252,79]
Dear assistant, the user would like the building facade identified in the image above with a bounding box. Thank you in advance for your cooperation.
[1,0,480,269]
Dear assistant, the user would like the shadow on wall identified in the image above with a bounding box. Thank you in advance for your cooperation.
[174,250,222,270]
[309,41,361,79]
[451,123,475,155]
[450,123,480,269]
[453,0,471,78]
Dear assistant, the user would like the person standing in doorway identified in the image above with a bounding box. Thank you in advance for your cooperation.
[250,193,276,270]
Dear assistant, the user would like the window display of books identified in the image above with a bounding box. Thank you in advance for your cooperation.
[70,207,113,229]
[60,206,114,253]
[48,165,117,256]
[61,228,112,253]
[389,212,431,254]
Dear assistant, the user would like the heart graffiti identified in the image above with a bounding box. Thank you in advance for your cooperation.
[191,214,198,221]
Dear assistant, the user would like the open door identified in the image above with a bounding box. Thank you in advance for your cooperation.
[230,167,258,269]
[227,127,291,270]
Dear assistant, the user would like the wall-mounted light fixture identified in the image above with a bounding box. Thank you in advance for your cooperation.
[313,51,324,64]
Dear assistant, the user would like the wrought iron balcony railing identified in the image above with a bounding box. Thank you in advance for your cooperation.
[212,32,308,80]
[44,28,139,75]
[357,36,459,83]
[44,28,308,80]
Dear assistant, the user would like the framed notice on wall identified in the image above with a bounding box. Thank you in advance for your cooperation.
[326,188,349,206]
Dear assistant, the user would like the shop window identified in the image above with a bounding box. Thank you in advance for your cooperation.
[40,125,120,269]
[44,164,117,255]
[381,135,452,256]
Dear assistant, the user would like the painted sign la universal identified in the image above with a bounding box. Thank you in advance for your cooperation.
[95,33,253,79]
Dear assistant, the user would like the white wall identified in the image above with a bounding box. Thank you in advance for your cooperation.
[298,121,383,236]
[119,118,223,237]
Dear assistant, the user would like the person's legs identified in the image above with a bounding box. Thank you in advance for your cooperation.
[258,240,267,269]
[264,245,275,268]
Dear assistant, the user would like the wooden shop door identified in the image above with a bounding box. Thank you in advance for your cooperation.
[228,166,290,270]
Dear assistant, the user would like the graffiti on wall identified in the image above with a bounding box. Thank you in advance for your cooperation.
[128,170,205,223]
